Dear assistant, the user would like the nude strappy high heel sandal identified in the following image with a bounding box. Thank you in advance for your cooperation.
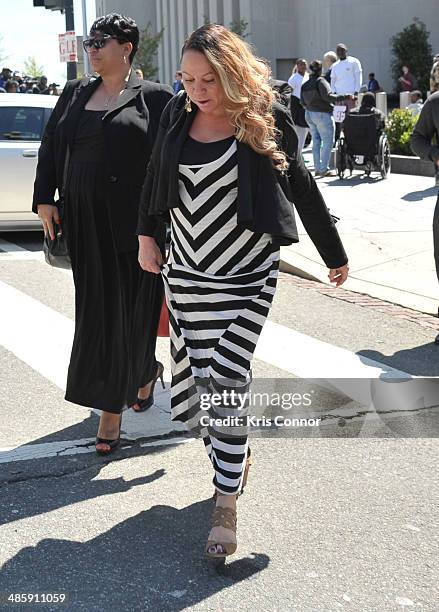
[205,506,238,559]
[206,449,253,560]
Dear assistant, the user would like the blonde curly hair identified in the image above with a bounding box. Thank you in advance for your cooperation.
[181,24,287,169]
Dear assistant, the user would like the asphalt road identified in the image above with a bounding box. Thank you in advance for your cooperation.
[0,232,438,612]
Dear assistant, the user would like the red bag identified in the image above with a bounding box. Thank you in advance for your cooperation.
[157,296,170,337]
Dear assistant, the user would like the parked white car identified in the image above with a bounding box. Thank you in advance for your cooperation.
[0,93,57,230]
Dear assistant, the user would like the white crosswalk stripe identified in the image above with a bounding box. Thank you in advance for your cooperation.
[1,242,435,466]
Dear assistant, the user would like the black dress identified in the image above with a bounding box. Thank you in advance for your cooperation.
[64,109,163,414]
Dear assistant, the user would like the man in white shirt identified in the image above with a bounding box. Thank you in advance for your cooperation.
[331,43,362,96]
[331,43,362,141]
[288,59,309,152]
[407,90,424,117]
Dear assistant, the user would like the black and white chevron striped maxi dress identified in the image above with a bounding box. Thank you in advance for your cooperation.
[162,135,280,495]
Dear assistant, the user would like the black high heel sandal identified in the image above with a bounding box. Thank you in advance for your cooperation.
[132,362,165,413]
[95,414,122,456]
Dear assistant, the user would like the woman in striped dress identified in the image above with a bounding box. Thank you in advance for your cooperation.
[137,25,349,560]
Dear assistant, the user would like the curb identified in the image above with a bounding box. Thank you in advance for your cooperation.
[390,155,435,177]
[279,272,438,331]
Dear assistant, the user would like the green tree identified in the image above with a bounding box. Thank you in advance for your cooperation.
[390,18,432,94]
[23,56,45,78]
[229,18,249,38]
[135,23,163,80]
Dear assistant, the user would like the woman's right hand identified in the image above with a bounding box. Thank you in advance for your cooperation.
[37,204,60,240]
[138,235,163,274]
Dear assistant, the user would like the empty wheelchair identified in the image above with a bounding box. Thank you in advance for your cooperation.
[335,112,391,179]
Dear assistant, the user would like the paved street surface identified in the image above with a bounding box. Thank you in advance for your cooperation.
[286,155,439,315]
[0,232,438,612]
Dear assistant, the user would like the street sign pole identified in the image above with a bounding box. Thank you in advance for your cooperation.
[65,0,77,80]
[81,0,90,75]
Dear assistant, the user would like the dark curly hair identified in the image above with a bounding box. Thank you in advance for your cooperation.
[90,13,139,64]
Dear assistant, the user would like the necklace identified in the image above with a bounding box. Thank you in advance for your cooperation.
[102,75,130,110]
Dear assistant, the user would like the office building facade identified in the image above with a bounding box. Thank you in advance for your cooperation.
[96,0,439,91]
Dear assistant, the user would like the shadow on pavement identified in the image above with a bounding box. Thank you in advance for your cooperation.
[322,174,383,187]
[401,186,437,202]
[0,463,166,527]
[0,410,191,485]
[0,501,270,611]
[358,343,439,376]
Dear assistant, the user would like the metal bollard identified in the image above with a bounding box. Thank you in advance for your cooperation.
[375,91,388,117]
[399,91,411,109]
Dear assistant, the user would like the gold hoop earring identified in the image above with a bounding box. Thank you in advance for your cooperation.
[123,56,127,64]
[185,95,192,112]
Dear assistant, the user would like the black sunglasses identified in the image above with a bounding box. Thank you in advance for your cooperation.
[82,35,126,51]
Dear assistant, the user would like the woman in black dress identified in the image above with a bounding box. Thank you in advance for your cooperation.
[33,14,173,453]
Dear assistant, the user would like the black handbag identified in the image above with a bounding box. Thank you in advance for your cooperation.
[43,147,71,269]
[43,216,71,269]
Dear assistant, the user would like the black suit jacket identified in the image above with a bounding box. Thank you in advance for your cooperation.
[137,92,348,269]
[32,71,173,252]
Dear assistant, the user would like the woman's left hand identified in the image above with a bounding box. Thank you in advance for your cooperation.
[328,264,349,287]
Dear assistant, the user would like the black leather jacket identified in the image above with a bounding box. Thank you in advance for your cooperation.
[137,92,348,269]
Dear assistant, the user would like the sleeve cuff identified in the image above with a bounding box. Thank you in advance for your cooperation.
[136,218,158,237]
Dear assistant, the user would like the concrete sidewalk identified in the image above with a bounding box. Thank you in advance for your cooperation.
[282,150,439,314]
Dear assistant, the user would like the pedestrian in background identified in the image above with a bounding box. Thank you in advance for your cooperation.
[269,77,292,107]
[349,92,385,134]
[407,91,424,117]
[411,90,439,342]
[135,67,144,79]
[368,72,381,93]
[331,43,362,142]
[5,80,19,93]
[430,53,439,94]
[0,68,12,89]
[288,58,309,153]
[33,13,173,454]
[172,70,184,93]
[301,59,352,177]
[323,51,337,84]
[137,24,348,560]
[331,43,362,99]
[398,65,416,92]
[35,76,50,94]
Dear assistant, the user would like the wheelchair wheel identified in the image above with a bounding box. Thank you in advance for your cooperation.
[335,137,346,178]
[379,135,391,179]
